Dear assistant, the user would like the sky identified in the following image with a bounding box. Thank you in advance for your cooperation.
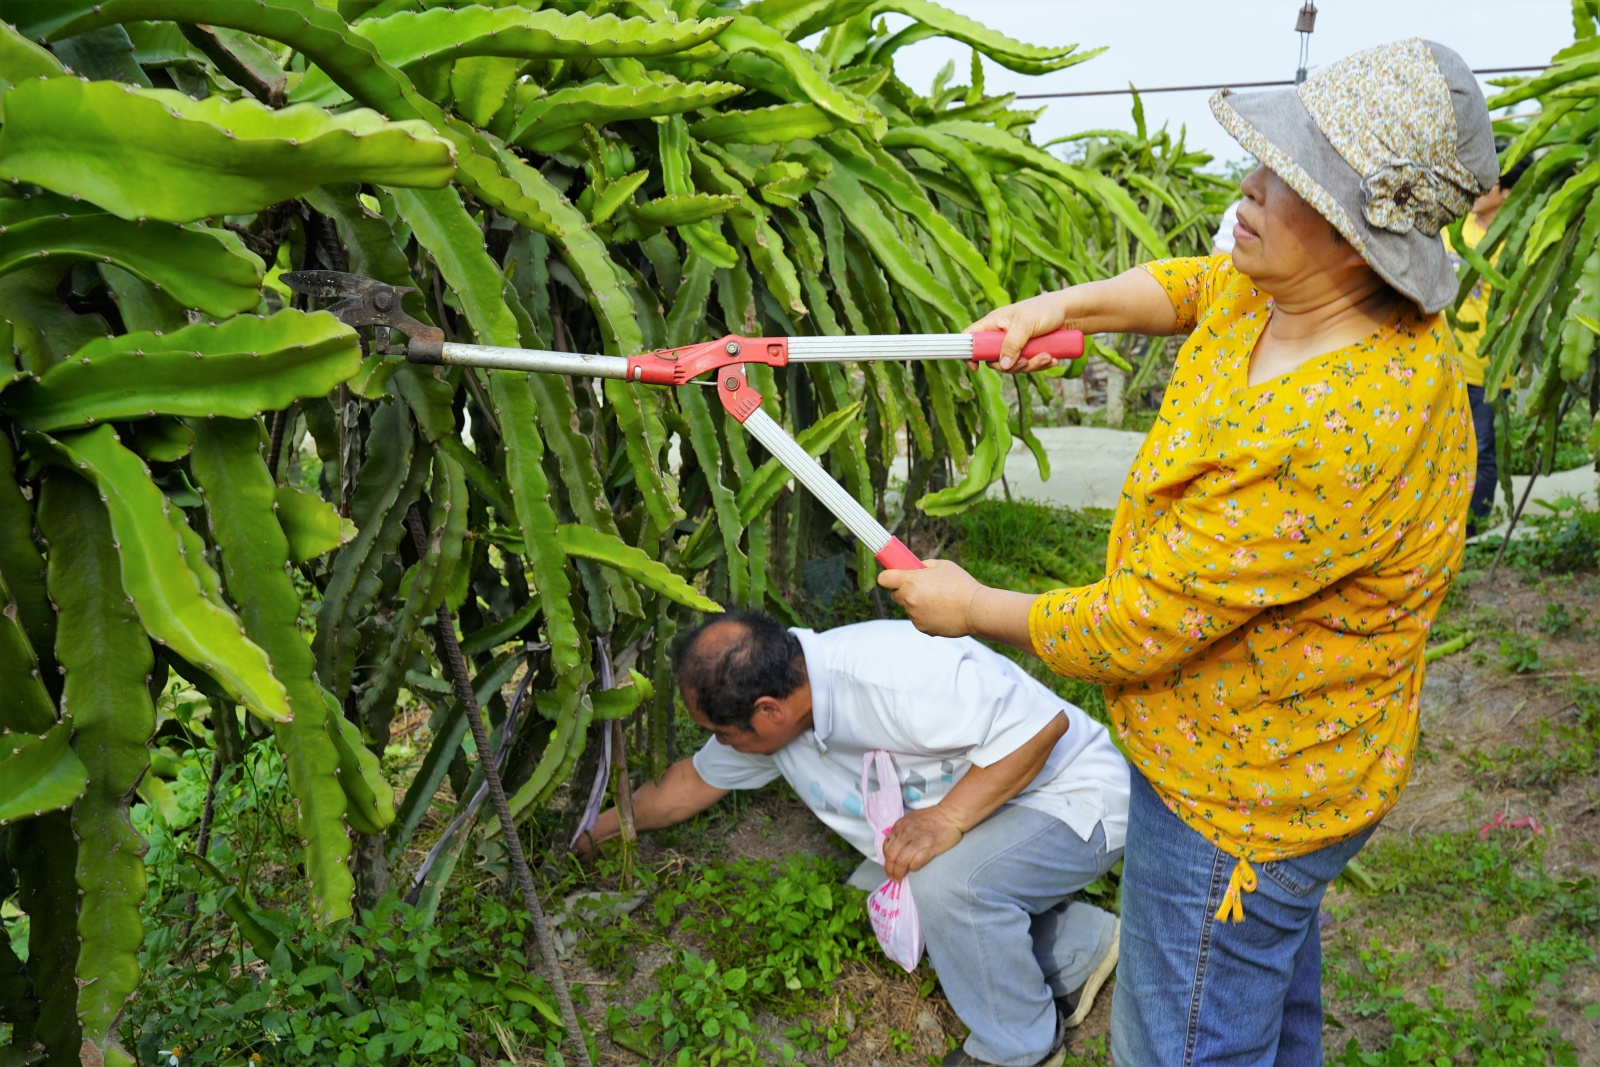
[880,0,1578,170]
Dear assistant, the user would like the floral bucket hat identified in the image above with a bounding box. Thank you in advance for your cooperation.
[1211,38,1498,313]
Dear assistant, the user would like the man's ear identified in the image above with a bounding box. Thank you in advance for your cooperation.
[749,695,786,728]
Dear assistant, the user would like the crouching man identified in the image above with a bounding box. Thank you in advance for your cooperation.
[580,612,1129,1067]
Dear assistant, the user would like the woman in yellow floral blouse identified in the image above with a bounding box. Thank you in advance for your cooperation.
[883,39,1496,1067]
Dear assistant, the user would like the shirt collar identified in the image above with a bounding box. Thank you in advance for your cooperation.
[791,627,831,748]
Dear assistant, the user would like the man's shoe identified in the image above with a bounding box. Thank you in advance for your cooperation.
[941,1009,1067,1067]
[1058,917,1120,1029]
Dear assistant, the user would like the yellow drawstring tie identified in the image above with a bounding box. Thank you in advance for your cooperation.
[1214,858,1257,923]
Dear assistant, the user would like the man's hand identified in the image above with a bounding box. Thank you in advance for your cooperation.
[880,712,1069,882]
[571,827,601,864]
[882,805,965,882]
[877,558,982,638]
[569,758,729,864]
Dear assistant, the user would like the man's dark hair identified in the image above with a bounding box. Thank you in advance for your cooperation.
[1500,153,1533,190]
[1494,137,1533,190]
[672,610,806,730]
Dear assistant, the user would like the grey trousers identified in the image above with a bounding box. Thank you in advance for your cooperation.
[849,805,1122,1066]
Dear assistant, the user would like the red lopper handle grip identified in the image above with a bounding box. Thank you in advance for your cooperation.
[874,536,924,571]
[970,329,1085,362]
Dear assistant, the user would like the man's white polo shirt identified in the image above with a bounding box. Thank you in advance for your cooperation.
[692,620,1129,861]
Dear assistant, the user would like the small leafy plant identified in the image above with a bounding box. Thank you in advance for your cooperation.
[1331,938,1586,1067]
[667,855,876,1001]
[1326,825,1598,1066]
[132,894,569,1067]
[1463,679,1600,790]
[606,853,881,1060]
[608,951,761,1065]
[1499,635,1545,674]
[1538,600,1581,636]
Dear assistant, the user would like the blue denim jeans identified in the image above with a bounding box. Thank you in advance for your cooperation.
[852,806,1121,1065]
[1111,771,1375,1067]
[1467,384,1498,528]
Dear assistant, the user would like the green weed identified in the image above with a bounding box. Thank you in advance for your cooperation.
[1327,825,1598,1064]
[1537,601,1583,637]
[1478,496,1600,576]
[782,1014,856,1060]
[1062,1035,1111,1066]
[1330,939,1583,1066]
[608,951,763,1065]
[657,854,876,1004]
[607,854,881,1061]
[120,737,575,1065]
[1504,408,1593,477]
[1348,830,1596,933]
[1463,680,1600,790]
[946,499,1112,595]
[1500,635,1546,674]
[1526,497,1600,574]
[130,894,569,1066]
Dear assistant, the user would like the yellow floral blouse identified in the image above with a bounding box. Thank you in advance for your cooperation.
[1030,256,1473,919]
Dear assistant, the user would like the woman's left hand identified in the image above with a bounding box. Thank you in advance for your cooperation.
[878,559,983,637]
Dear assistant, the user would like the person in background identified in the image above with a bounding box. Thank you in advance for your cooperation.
[1211,200,1242,256]
[880,39,1492,1067]
[1444,143,1533,532]
[578,612,1129,1067]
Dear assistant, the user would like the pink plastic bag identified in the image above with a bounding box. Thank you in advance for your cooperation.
[861,749,924,972]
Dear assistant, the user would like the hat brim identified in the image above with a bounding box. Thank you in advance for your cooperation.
[1211,88,1457,314]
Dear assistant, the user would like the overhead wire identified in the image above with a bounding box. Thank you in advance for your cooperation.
[1013,67,1550,101]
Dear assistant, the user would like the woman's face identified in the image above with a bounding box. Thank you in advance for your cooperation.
[1230,166,1367,295]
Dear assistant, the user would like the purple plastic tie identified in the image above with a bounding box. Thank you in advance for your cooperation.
[570,639,617,848]
[571,727,612,848]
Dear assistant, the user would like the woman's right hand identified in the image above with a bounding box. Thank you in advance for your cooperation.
[968,269,1180,373]
[967,290,1072,373]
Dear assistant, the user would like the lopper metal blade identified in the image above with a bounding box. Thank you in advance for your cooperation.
[281,269,443,357]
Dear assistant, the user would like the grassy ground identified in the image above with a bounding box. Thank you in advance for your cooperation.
[82,497,1600,1065]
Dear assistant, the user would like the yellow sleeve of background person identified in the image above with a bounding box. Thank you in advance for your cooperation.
[1443,214,1491,387]
[1027,255,1473,920]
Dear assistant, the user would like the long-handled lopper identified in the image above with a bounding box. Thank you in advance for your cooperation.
[282,269,1085,570]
